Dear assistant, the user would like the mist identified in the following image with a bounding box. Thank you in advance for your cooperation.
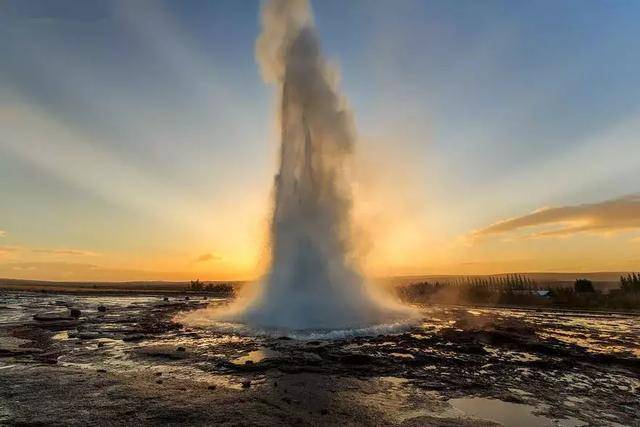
[184,0,414,331]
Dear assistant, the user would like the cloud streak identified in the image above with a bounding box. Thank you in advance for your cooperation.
[31,248,97,256]
[0,245,97,257]
[193,253,222,263]
[0,246,20,257]
[473,194,640,239]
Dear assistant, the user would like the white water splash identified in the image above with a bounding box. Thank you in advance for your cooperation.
[182,0,415,332]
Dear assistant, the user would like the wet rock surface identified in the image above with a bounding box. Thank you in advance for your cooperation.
[0,292,638,426]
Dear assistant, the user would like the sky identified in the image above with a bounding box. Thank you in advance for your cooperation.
[1,0,639,281]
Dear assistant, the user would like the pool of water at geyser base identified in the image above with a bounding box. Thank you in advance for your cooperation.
[182,317,419,341]
[448,397,586,427]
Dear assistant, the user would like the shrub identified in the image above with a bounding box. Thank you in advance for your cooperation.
[574,279,595,293]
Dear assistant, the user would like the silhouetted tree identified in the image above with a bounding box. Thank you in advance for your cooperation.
[574,279,595,293]
[189,279,203,291]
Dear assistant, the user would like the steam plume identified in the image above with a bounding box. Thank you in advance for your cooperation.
[230,0,412,330]
[184,0,414,331]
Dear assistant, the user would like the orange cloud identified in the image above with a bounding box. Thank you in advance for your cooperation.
[473,194,640,239]
[0,246,20,257]
[193,253,222,263]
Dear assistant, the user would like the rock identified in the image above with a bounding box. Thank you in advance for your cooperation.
[163,297,169,302]
[156,379,163,384]
[0,347,44,357]
[176,346,186,352]
[155,372,162,376]
[458,343,487,355]
[241,379,251,388]
[208,385,216,390]
[135,345,188,360]
[301,352,323,363]
[38,354,59,364]
[122,334,147,342]
[97,305,107,312]
[33,312,74,322]
[69,308,81,318]
[184,296,190,301]
[341,353,376,365]
[77,332,105,340]
[97,369,107,373]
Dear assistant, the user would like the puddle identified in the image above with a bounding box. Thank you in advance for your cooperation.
[52,331,70,341]
[449,397,586,427]
[389,352,415,359]
[232,348,283,365]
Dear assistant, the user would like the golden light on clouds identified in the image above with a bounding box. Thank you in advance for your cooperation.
[1,1,639,282]
[473,194,640,240]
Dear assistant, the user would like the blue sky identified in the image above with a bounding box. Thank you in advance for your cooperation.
[1,0,639,280]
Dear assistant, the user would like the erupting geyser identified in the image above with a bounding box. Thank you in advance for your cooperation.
[185,0,415,332]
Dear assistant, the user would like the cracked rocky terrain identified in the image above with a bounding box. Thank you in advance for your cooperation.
[0,291,638,426]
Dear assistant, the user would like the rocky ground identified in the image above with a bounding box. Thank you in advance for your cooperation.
[0,292,638,426]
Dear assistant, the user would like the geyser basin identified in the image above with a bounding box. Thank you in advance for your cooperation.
[184,0,415,332]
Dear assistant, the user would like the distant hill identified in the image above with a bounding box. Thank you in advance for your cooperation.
[0,278,244,293]
[0,272,631,293]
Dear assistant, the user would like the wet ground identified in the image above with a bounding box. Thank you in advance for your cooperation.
[0,292,638,426]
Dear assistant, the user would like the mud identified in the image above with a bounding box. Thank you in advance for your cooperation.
[0,292,638,426]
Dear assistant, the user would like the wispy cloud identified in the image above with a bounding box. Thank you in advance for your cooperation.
[31,248,97,256]
[0,245,97,257]
[193,253,222,263]
[473,194,640,240]
[0,246,20,257]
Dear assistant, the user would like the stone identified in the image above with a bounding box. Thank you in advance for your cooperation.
[340,353,375,365]
[122,334,147,342]
[97,306,107,313]
[33,312,74,322]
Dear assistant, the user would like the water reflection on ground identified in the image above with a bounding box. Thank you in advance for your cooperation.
[0,292,638,425]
